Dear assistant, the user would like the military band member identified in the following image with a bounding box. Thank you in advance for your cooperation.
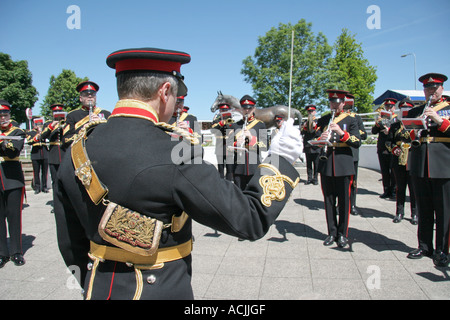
[344,94,367,215]
[385,99,417,224]
[0,100,26,267]
[62,81,111,149]
[317,90,361,248]
[301,105,320,185]
[232,95,268,190]
[372,98,397,199]
[406,73,450,267]
[54,47,302,299]
[169,95,201,137]
[211,103,235,180]
[26,117,49,194]
[41,104,66,185]
[41,104,66,213]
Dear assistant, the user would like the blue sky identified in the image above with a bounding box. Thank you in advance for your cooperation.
[1,0,450,121]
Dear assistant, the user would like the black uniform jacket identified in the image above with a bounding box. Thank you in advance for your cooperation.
[169,112,201,137]
[62,106,111,149]
[211,115,235,156]
[372,115,398,154]
[0,124,25,191]
[301,117,321,154]
[26,130,48,161]
[406,99,450,178]
[351,112,367,161]
[385,121,412,169]
[231,117,267,176]
[55,100,299,298]
[40,120,64,165]
[316,111,361,177]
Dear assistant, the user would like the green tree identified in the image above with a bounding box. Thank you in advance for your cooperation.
[326,29,377,113]
[241,19,333,114]
[40,69,87,118]
[0,52,39,124]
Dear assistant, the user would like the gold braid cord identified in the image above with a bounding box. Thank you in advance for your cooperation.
[258,163,299,207]
[157,122,200,145]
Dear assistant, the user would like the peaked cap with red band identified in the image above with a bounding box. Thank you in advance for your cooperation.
[326,89,348,101]
[219,103,231,110]
[106,47,191,96]
[0,99,11,113]
[274,115,283,121]
[419,73,447,87]
[306,104,316,111]
[383,98,397,106]
[76,80,99,93]
[398,99,414,109]
[240,95,256,107]
[50,103,64,111]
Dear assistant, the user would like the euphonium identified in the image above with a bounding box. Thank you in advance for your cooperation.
[319,110,336,161]
[398,142,411,166]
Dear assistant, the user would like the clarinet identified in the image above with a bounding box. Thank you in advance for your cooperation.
[319,110,336,161]
[88,101,94,122]
[411,94,433,147]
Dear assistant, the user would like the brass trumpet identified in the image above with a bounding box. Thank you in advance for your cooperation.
[319,110,336,161]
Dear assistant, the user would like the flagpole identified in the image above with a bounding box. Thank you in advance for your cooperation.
[288,29,294,120]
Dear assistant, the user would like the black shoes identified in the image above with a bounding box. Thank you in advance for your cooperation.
[393,214,404,223]
[323,235,348,248]
[0,256,9,268]
[351,206,358,216]
[433,252,450,267]
[407,248,433,259]
[0,254,25,268]
[10,253,25,266]
[323,235,335,246]
[411,215,418,225]
[337,235,348,248]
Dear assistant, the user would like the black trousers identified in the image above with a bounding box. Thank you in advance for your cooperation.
[320,175,353,238]
[216,155,234,181]
[0,187,25,256]
[350,161,359,208]
[412,176,450,254]
[378,152,395,193]
[392,165,416,217]
[305,152,319,182]
[32,159,49,191]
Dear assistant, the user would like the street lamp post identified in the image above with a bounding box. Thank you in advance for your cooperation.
[401,53,417,90]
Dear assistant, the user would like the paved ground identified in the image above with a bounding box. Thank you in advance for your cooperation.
[1,163,450,300]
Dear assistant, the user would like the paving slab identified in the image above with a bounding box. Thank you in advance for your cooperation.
[1,163,449,300]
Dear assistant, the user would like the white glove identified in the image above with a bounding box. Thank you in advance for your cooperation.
[269,118,303,164]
